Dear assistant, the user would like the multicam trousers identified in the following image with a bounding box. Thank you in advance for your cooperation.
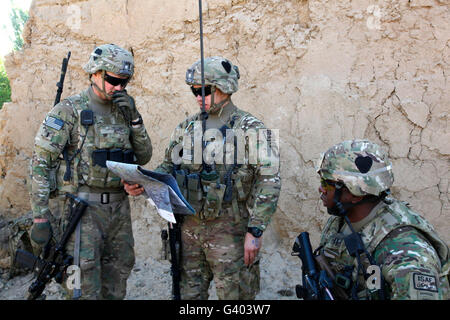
[180,211,260,300]
[60,193,135,300]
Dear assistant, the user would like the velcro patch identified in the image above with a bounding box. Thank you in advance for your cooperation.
[44,116,64,131]
[413,273,438,292]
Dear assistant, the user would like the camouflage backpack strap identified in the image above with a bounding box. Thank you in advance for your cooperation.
[58,91,90,194]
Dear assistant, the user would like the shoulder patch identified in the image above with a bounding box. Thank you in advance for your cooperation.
[44,116,64,131]
[413,273,438,292]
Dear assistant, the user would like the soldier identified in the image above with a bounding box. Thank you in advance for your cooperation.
[29,44,152,299]
[315,139,449,299]
[125,56,281,299]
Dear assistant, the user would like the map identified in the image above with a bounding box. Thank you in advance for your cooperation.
[106,161,195,223]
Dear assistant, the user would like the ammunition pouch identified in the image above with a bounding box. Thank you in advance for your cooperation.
[48,161,60,199]
[92,148,135,168]
[174,169,188,199]
[186,173,203,202]
[173,165,252,221]
[202,181,226,220]
[185,173,204,213]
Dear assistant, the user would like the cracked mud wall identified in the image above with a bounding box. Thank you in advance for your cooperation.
[0,0,449,295]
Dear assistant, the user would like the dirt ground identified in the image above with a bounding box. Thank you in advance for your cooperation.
[0,254,298,300]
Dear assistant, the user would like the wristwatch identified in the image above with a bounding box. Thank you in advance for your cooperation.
[131,115,143,126]
[247,227,263,238]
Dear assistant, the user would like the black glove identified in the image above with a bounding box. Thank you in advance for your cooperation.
[30,220,53,248]
[112,90,140,122]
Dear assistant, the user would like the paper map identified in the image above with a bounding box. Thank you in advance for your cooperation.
[106,161,195,223]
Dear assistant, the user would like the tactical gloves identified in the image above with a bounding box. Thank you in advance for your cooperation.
[112,90,141,124]
[30,220,53,248]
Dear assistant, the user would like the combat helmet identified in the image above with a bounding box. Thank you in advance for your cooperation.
[316,139,394,197]
[185,56,240,95]
[84,44,134,78]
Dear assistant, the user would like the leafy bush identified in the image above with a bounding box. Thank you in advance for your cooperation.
[0,58,11,109]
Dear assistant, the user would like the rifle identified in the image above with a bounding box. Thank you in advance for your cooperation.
[167,215,183,300]
[14,194,88,300]
[54,52,71,106]
[51,51,75,181]
[291,232,334,300]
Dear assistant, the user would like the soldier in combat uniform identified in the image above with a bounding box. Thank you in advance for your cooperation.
[29,44,152,299]
[125,56,281,299]
[316,139,449,299]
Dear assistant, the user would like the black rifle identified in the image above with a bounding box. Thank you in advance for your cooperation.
[168,215,183,300]
[54,52,71,106]
[52,51,75,181]
[14,194,88,300]
[292,232,334,300]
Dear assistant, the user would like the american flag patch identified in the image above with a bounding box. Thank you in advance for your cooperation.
[44,116,64,131]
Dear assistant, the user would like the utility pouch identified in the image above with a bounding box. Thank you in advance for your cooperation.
[109,148,123,162]
[175,169,188,199]
[92,149,108,168]
[203,183,226,220]
[186,174,203,202]
[234,177,246,201]
[48,161,61,198]
[92,149,135,168]
[123,149,135,164]
[335,273,352,290]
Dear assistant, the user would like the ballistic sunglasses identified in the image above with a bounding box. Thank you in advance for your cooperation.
[320,178,338,191]
[191,85,212,97]
[104,73,130,87]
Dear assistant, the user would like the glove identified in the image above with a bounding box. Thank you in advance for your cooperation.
[112,90,140,122]
[30,220,53,248]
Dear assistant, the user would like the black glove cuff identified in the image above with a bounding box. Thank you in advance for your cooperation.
[131,115,143,126]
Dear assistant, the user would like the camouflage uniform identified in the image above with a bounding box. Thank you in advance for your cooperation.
[155,57,281,299]
[30,44,152,299]
[316,140,449,300]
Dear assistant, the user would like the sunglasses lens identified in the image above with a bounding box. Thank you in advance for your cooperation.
[105,74,129,87]
[190,86,199,96]
[320,178,336,191]
[191,86,211,97]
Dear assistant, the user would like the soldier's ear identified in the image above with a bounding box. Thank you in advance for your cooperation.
[91,71,102,81]
[349,193,364,204]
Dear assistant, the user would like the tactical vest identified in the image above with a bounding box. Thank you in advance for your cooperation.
[320,200,450,299]
[54,90,133,196]
[174,108,257,221]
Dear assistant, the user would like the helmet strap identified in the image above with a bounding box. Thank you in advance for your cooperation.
[89,70,112,100]
[328,183,384,217]
[208,86,231,114]
[327,183,351,217]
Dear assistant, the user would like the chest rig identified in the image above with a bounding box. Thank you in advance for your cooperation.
[56,90,135,195]
[319,200,449,300]
[174,109,255,221]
